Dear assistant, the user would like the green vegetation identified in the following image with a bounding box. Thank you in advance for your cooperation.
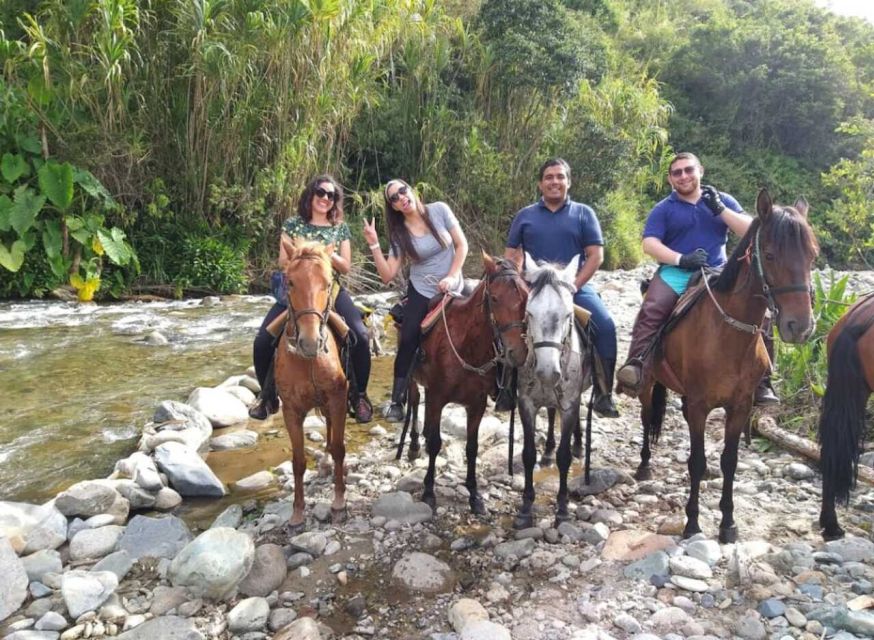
[1,0,873,291]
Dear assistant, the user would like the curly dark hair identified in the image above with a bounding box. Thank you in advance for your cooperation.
[298,175,344,224]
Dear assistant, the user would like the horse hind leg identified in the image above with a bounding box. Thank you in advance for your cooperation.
[716,404,751,543]
[540,407,557,467]
[554,409,575,527]
[571,403,583,460]
[408,386,422,461]
[683,402,709,539]
[421,399,444,511]
[635,383,666,481]
[513,404,538,529]
[464,399,488,515]
[326,394,348,524]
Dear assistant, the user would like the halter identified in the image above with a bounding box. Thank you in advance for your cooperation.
[530,279,577,353]
[284,256,333,357]
[441,266,528,375]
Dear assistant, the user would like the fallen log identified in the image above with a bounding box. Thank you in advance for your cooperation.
[753,415,874,486]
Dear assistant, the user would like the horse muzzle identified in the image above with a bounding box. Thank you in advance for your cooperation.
[777,315,815,344]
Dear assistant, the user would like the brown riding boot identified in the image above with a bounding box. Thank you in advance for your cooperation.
[616,273,679,394]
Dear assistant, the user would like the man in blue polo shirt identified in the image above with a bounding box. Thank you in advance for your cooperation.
[615,151,779,405]
[505,158,620,418]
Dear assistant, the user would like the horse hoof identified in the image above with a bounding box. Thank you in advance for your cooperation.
[331,506,347,525]
[682,524,701,539]
[821,526,845,541]
[422,493,436,510]
[571,444,583,460]
[554,512,572,527]
[539,455,555,468]
[513,513,534,530]
[469,497,487,516]
[286,521,306,536]
[634,466,652,481]
[407,446,421,462]
[718,526,737,544]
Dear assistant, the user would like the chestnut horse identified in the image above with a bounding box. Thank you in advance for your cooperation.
[818,292,874,540]
[402,253,529,514]
[635,189,818,542]
[274,239,347,532]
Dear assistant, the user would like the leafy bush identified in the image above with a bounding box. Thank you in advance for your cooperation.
[174,236,249,294]
[775,272,857,434]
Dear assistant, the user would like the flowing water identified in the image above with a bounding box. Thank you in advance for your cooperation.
[0,295,394,512]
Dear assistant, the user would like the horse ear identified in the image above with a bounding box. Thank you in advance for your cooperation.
[793,196,810,219]
[756,188,773,221]
[482,249,496,273]
[523,251,541,277]
[562,255,581,282]
[280,235,296,260]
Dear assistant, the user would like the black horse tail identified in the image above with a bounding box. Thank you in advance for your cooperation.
[650,382,667,446]
[819,322,871,504]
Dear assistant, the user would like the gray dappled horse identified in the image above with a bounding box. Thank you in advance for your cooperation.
[514,253,593,528]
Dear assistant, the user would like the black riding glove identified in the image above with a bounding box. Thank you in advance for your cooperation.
[677,248,709,270]
[700,185,726,216]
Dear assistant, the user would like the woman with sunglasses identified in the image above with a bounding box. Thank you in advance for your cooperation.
[363,179,469,421]
[250,175,374,423]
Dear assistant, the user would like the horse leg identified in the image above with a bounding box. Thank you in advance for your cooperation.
[421,397,444,510]
[327,391,347,524]
[718,403,750,543]
[554,406,575,526]
[683,401,709,539]
[282,405,308,533]
[540,407,556,467]
[408,385,421,461]
[513,400,538,529]
[635,383,655,481]
[465,398,488,515]
[571,402,583,461]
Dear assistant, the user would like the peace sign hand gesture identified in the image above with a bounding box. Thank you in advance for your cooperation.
[363,217,379,246]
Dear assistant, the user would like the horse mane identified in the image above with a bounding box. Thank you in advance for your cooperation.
[527,262,565,298]
[711,205,819,293]
[287,240,332,281]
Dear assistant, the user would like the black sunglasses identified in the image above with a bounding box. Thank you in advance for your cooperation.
[314,186,338,201]
[669,165,698,178]
[388,185,409,204]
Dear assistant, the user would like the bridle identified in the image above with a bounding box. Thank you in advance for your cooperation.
[702,225,812,335]
[529,279,577,355]
[441,266,528,375]
[284,257,332,357]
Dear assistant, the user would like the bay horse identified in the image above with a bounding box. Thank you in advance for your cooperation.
[274,239,347,532]
[514,253,593,528]
[402,253,529,515]
[635,189,818,543]
[818,292,874,540]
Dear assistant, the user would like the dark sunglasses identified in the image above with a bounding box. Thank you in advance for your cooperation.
[388,185,409,204]
[669,165,698,178]
[314,187,338,201]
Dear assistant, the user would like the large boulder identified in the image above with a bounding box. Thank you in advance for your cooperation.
[168,527,255,601]
[391,552,456,594]
[116,615,204,640]
[371,492,432,524]
[154,442,226,497]
[152,400,215,453]
[186,387,249,428]
[0,536,28,622]
[116,515,193,561]
[54,481,120,519]
[238,544,287,597]
[61,570,118,618]
[0,501,67,554]
[69,525,125,561]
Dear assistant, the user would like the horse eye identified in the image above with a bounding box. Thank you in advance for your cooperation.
[765,252,775,261]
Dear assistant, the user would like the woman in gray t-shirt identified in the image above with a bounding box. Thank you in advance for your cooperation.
[362,179,469,422]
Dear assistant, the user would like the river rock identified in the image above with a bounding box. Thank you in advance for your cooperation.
[449,598,489,632]
[154,442,226,497]
[272,617,322,640]
[460,620,512,640]
[114,452,163,492]
[494,537,536,561]
[0,501,68,553]
[371,492,433,524]
[61,570,118,618]
[227,596,270,632]
[154,487,183,511]
[649,606,693,632]
[210,430,258,451]
[115,615,204,639]
[234,470,275,491]
[224,385,256,406]
[168,527,255,600]
[69,525,125,561]
[822,537,874,563]
[186,387,249,427]
[391,552,456,593]
[149,585,189,616]
[116,514,192,560]
[601,530,677,561]
[0,536,28,622]
[624,550,670,581]
[110,479,157,510]
[568,468,631,497]
[210,504,243,529]
[807,605,874,636]
[670,554,714,580]
[239,544,287,597]
[91,550,134,581]
[20,549,63,583]
[685,539,722,566]
[35,611,67,631]
[54,481,119,518]
[152,400,214,452]
[288,532,328,557]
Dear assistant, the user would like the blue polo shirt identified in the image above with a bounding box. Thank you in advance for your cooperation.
[643,190,742,268]
[506,197,603,267]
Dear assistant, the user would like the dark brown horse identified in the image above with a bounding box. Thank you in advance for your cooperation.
[274,239,347,532]
[636,189,818,542]
[818,293,874,540]
[402,253,529,514]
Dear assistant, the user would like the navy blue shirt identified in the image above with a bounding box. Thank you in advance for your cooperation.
[507,197,603,267]
[643,190,742,268]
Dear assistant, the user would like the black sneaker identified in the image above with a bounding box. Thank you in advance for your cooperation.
[384,403,405,422]
[249,397,278,420]
[754,385,780,406]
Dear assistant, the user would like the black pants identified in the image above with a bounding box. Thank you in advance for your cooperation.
[253,287,371,393]
[394,282,430,380]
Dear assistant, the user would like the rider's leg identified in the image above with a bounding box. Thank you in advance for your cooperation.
[617,273,679,393]
[386,284,429,422]
[574,285,620,418]
[755,317,780,405]
[249,303,286,420]
[335,288,374,422]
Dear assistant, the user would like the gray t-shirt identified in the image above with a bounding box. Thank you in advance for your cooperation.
[390,202,461,298]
